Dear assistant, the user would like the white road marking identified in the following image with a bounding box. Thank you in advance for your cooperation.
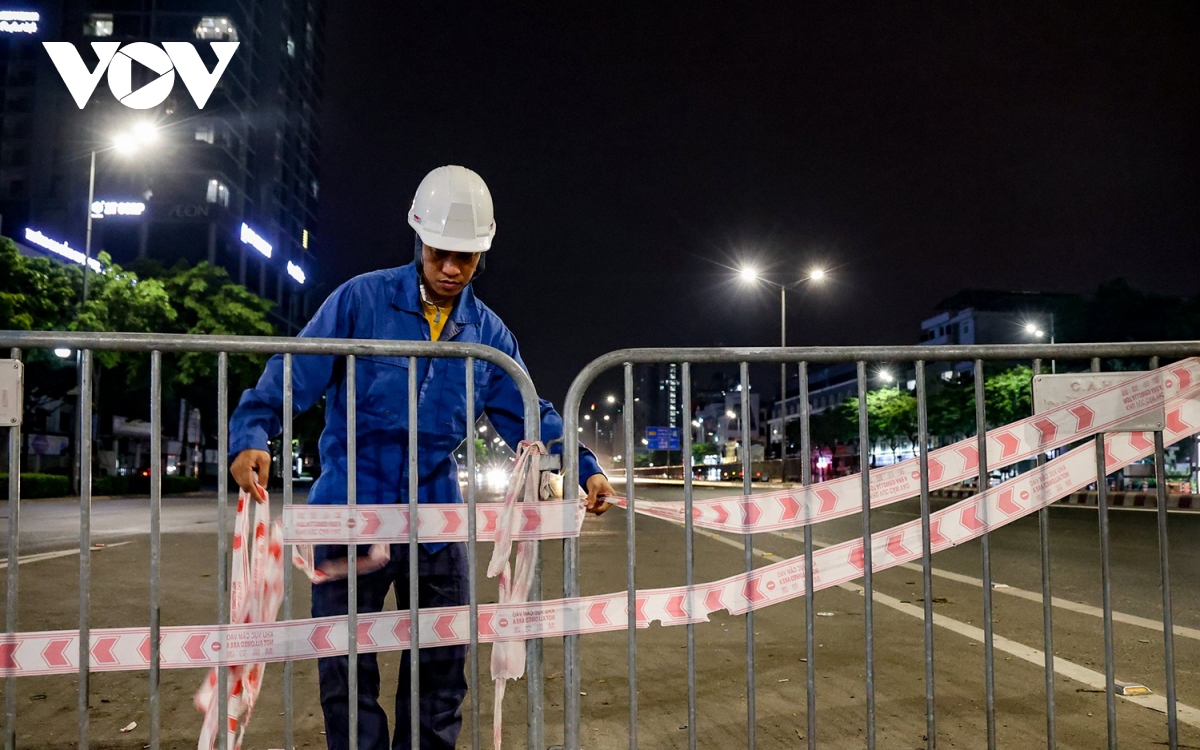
[686,524,1200,729]
[0,542,131,569]
[768,529,1200,642]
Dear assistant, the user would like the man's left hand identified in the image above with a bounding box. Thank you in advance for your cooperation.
[585,473,616,515]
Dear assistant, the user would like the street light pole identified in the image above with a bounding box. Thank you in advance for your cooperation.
[1049,312,1057,374]
[780,284,787,476]
[82,149,96,307]
[738,265,828,480]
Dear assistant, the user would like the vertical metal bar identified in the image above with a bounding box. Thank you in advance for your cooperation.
[915,362,935,749]
[408,357,420,750]
[216,353,229,750]
[1151,355,1178,750]
[856,362,876,749]
[974,359,997,749]
[1154,430,1179,749]
[622,363,638,750]
[681,363,697,750]
[282,353,295,750]
[466,359,481,750]
[1032,359,1056,749]
[564,425,581,750]
[5,348,22,750]
[739,362,755,750]
[1091,357,1117,750]
[347,354,358,750]
[528,439,545,750]
[149,351,162,749]
[799,362,817,750]
[77,348,93,750]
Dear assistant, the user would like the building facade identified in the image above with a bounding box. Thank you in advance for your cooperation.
[0,0,325,332]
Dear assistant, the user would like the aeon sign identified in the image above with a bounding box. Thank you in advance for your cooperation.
[43,41,238,109]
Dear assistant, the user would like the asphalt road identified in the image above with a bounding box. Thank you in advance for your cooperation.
[0,486,1196,748]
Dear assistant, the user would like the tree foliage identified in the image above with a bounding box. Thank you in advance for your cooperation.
[0,235,279,443]
[788,365,1037,455]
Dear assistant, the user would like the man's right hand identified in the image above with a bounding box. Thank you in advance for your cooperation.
[231,449,271,500]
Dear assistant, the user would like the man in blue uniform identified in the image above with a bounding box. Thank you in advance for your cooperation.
[229,165,613,749]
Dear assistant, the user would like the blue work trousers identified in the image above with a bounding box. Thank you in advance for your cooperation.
[312,542,468,750]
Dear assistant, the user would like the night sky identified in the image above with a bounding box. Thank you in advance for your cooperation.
[316,3,1199,405]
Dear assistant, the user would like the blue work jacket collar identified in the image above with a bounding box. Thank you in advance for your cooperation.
[389,261,482,327]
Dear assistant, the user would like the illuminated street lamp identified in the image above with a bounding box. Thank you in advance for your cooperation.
[737,264,827,470]
[83,121,160,307]
[1023,314,1057,373]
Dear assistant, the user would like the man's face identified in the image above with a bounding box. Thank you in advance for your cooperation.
[420,244,481,302]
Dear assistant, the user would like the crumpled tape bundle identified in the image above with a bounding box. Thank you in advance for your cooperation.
[194,488,285,750]
[292,540,390,584]
[486,440,552,750]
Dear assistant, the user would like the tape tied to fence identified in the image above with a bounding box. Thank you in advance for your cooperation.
[3,375,1198,677]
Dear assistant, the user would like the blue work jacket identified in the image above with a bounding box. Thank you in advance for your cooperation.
[228,262,604,541]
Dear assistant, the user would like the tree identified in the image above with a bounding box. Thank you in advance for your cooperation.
[1,236,280,477]
[691,441,719,461]
[129,259,275,387]
[927,373,975,444]
[984,365,1033,428]
[0,236,77,331]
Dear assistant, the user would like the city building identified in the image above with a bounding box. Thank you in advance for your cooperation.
[920,288,1074,343]
[0,0,326,333]
[766,362,857,451]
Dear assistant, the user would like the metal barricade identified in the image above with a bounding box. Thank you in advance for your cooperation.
[561,341,1198,750]
[0,330,547,750]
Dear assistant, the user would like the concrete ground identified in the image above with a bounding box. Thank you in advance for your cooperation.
[0,487,1197,748]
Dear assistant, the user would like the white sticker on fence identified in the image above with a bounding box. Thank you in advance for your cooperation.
[0,359,22,426]
[1033,372,1165,432]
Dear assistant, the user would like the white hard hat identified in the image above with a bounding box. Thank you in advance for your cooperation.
[407,165,496,252]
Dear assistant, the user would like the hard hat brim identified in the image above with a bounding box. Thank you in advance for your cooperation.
[410,220,494,253]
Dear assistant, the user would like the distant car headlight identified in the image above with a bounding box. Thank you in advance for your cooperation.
[486,468,509,490]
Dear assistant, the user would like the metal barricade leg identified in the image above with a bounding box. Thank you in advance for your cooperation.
[466,359,481,750]
[149,351,163,749]
[347,355,359,750]
[407,356,419,750]
[1032,359,1056,749]
[1152,430,1179,750]
[78,349,93,750]
[916,362,936,750]
[4,348,21,750]
[1090,358,1118,750]
[216,353,230,750]
[625,364,639,750]
[856,362,876,749]
[282,353,295,750]
[740,362,756,750]
[681,363,698,750]
[974,360,997,749]
[799,362,817,750]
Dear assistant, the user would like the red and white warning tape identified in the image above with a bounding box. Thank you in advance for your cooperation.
[193,486,285,750]
[1,378,1197,679]
[282,499,584,544]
